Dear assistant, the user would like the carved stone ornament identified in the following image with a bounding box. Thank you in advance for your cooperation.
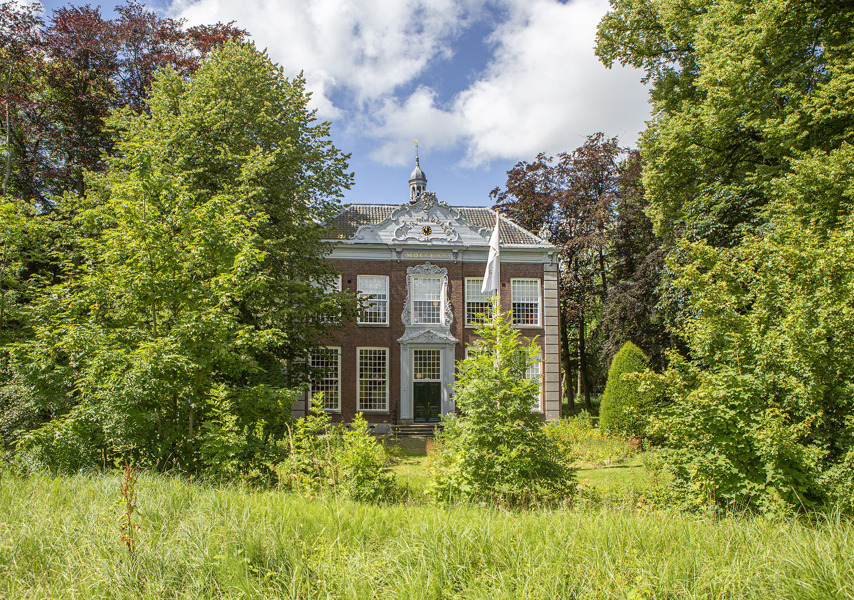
[401,262,454,328]
[397,327,458,346]
[350,192,494,246]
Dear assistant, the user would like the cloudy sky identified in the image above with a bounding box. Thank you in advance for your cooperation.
[36,0,651,206]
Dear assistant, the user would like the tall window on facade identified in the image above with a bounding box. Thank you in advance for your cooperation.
[310,347,340,411]
[412,276,443,324]
[511,278,540,325]
[357,347,388,411]
[357,275,389,325]
[465,277,491,326]
[314,275,341,323]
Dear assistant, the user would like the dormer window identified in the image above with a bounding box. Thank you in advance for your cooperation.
[411,276,443,324]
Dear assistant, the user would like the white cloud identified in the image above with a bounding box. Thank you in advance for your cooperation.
[168,0,649,168]
[366,87,465,165]
[360,0,649,165]
[170,0,483,119]
[454,0,649,164]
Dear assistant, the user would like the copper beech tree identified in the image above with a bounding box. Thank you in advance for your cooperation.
[491,134,665,410]
[0,1,247,203]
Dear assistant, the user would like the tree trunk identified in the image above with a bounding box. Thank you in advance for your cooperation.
[3,64,13,197]
[578,309,593,412]
[559,301,575,412]
[597,245,608,299]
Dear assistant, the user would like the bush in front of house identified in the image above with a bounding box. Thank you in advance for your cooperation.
[430,297,576,508]
[282,396,396,502]
[599,342,655,439]
[339,414,396,502]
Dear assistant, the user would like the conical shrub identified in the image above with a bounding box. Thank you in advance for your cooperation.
[599,342,653,438]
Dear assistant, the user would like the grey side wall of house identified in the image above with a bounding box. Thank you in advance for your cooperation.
[543,262,561,419]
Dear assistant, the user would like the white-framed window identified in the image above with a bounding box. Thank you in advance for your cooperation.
[357,347,388,412]
[310,347,340,411]
[465,277,492,326]
[313,275,341,323]
[511,278,540,326]
[357,275,389,325]
[525,352,543,412]
[412,276,443,325]
[413,348,442,381]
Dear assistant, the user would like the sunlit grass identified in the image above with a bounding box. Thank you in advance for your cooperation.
[0,472,851,599]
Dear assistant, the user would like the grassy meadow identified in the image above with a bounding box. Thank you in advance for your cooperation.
[1,435,852,599]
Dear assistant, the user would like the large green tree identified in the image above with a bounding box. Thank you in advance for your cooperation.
[597,0,854,512]
[10,42,356,474]
[597,0,854,243]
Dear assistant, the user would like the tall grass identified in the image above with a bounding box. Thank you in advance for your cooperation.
[0,473,852,599]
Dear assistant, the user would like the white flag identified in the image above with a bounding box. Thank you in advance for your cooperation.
[481,213,500,295]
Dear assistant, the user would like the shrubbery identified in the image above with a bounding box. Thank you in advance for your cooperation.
[430,298,576,508]
[282,396,396,502]
[599,342,655,438]
[647,201,854,514]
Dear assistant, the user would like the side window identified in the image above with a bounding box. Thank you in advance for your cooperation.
[511,278,540,326]
[465,277,492,326]
[309,347,341,411]
[313,275,341,323]
[525,351,543,412]
[357,275,389,325]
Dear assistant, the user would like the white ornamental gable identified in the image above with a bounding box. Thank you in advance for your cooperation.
[349,192,493,246]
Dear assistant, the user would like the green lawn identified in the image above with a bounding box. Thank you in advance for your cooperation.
[385,435,658,501]
[385,436,432,497]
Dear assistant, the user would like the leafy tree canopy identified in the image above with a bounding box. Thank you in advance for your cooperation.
[597,0,854,241]
[597,0,854,513]
[9,42,355,475]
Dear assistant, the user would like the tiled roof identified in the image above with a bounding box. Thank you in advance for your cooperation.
[327,204,397,240]
[325,204,545,246]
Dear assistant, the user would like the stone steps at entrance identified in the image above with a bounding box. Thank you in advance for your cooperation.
[391,422,443,438]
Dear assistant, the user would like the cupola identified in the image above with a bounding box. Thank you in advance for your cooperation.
[409,156,427,202]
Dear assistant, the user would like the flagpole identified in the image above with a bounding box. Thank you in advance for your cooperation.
[481,211,501,299]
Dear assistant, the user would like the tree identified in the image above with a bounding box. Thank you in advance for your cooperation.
[10,42,355,474]
[596,0,854,512]
[40,4,118,198]
[492,134,664,409]
[0,1,42,198]
[431,297,576,507]
[0,1,248,203]
[600,151,671,369]
[596,0,854,243]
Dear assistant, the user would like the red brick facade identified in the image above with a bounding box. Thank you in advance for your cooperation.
[312,258,545,424]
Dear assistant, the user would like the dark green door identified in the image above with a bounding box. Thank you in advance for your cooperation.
[414,382,441,422]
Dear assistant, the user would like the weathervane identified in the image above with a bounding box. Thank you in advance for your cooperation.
[413,139,420,162]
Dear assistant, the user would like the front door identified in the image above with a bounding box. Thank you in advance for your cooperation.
[413,349,442,422]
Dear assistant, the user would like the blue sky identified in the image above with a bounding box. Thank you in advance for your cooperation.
[32,0,651,207]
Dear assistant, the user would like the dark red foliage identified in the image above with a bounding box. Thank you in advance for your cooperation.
[0,0,250,201]
[1,1,44,198]
[491,134,670,407]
